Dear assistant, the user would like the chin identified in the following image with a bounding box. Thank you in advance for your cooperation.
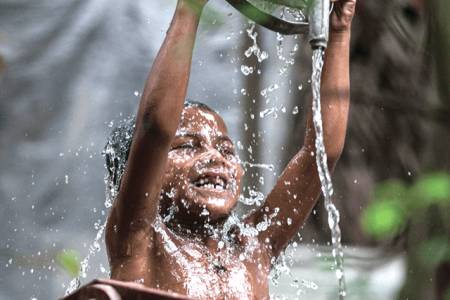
[203,199,236,222]
[181,185,237,223]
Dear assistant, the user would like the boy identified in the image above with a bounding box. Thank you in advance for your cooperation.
[105,0,356,299]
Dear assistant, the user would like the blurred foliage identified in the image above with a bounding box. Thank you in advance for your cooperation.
[445,289,450,300]
[418,237,450,267]
[56,249,81,278]
[363,172,450,265]
[362,172,450,299]
[362,172,450,240]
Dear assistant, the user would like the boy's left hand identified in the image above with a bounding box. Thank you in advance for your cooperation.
[330,0,356,33]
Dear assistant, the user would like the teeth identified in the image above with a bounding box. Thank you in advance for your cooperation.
[194,178,227,190]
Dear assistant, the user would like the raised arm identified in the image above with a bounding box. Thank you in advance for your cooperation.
[106,0,206,277]
[245,0,356,259]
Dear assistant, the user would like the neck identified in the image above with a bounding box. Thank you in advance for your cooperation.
[162,211,227,243]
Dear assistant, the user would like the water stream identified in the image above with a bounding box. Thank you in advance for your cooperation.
[311,48,346,298]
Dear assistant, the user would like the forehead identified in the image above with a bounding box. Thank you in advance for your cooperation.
[178,106,228,137]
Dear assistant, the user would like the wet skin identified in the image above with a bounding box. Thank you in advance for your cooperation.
[108,107,271,299]
[160,107,244,227]
[153,108,268,299]
[105,0,355,299]
[108,107,270,299]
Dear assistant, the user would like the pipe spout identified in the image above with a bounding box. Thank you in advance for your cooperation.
[308,0,330,49]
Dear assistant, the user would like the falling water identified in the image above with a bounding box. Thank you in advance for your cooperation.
[311,48,346,298]
[64,117,135,295]
[64,221,106,295]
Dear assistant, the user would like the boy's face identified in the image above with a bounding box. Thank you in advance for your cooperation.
[161,106,243,223]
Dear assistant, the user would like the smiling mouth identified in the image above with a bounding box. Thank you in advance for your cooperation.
[192,174,229,192]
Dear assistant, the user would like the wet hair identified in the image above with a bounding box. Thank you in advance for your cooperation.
[103,100,217,197]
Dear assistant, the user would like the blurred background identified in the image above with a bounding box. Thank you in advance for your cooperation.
[0,0,448,299]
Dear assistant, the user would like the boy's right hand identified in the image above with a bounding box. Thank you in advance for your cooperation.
[330,0,356,34]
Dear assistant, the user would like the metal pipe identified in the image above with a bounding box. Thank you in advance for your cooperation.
[308,0,330,49]
[225,0,309,35]
[225,0,330,49]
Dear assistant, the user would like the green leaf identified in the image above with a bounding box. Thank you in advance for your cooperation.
[373,180,408,204]
[412,172,450,206]
[56,249,80,278]
[362,200,406,239]
[445,288,450,300]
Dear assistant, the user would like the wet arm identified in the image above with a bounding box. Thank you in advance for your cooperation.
[245,31,351,259]
[106,0,204,266]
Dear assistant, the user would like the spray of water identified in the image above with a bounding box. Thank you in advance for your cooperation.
[63,22,347,300]
[64,222,107,295]
[64,117,134,295]
[311,48,346,298]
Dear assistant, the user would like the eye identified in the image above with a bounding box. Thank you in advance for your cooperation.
[177,143,194,149]
[218,144,236,158]
[171,140,197,151]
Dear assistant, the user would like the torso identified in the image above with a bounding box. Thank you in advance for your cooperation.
[147,218,271,300]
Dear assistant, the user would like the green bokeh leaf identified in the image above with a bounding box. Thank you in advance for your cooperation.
[412,172,450,206]
[56,249,80,278]
[362,200,405,239]
[373,180,407,204]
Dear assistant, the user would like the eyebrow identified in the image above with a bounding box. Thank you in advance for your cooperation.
[176,132,233,145]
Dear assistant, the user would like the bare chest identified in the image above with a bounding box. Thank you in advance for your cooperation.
[151,228,269,300]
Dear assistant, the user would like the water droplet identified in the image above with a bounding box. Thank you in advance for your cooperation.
[218,241,224,249]
[240,65,254,76]
[259,108,275,118]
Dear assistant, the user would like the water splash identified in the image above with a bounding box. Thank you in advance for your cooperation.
[311,48,346,298]
[241,65,254,76]
[275,32,299,76]
[241,161,275,171]
[65,221,107,295]
[65,117,135,295]
[245,22,269,63]
[239,189,265,206]
[260,83,279,97]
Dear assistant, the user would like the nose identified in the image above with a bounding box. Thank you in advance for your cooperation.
[200,146,231,168]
